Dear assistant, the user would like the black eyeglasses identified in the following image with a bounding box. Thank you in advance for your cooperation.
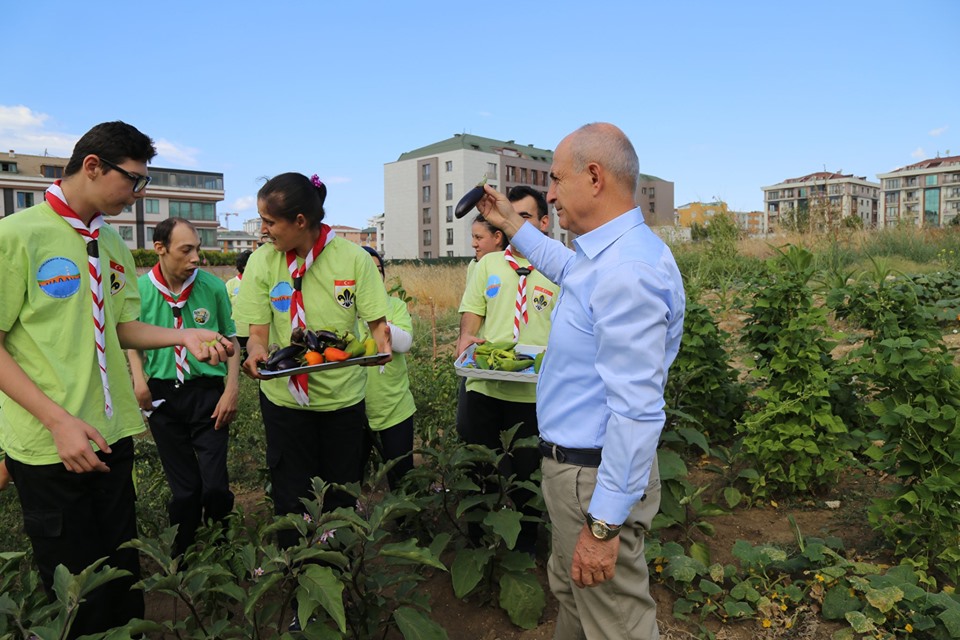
[99,157,151,193]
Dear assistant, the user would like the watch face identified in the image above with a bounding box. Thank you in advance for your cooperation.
[591,521,609,540]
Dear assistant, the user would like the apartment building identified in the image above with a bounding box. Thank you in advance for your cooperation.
[636,174,674,227]
[0,150,225,249]
[761,171,880,232]
[676,201,729,227]
[383,134,557,259]
[216,228,260,252]
[876,155,960,228]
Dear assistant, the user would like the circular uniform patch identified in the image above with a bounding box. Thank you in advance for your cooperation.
[485,274,502,298]
[270,281,294,313]
[193,308,210,325]
[37,257,82,298]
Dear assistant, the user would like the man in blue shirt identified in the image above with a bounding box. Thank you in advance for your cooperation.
[477,122,685,639]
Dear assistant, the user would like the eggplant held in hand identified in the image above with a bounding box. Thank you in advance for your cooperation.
[455,177,488,219]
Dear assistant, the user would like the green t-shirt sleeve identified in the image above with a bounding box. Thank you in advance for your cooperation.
[0,252,26,332]
[354,248,389,323]
[458,257,488,316]
[116,249,141,323]
[388,296,413,333]
[213,279,237,337]
[233,249,274,326]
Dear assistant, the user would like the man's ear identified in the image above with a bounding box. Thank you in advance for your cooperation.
[587,162,604,193]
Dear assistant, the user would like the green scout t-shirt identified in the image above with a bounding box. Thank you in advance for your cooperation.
[0,202,144,464]
[138,268,236,380]
[233,236,389,411]
[361,295,416,431]
[225,275,249,338]
[458,250,559,403]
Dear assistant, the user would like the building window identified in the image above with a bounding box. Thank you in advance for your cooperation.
[446,229,454,245]
[123,205,133,213]
[531,171,538,186]
[884,178,901,189]
[487,162,497,178]
[422,230,432,246]
[507,166,516,182]
[117,225,134,241]
[542,171,549,186]
[16,192,35,208]
[521,168,528,183]
[422,164,431,180]
[149,170,223,190]
[145,226,155,243]
[649,187,655,196]
[445,161,453,172]
[422,207,431,224]
[445,183,453,200]
[198,228,217,247]
[446,206,453,222]
[0,162,17,173]
[447,251,454,257]
[423,251,432,259]
[422,186,431,202]
[42,165,64,178]
[926,175,938,186]
[170,201,216,221]
[146,198,160,214]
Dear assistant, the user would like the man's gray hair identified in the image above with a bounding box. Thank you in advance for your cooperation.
[569,123,639,193]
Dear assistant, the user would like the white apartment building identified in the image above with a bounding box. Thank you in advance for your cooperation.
[761,171,880,232]
[383,134,557,260]
[876,155,960,228]
[0,150,224,249]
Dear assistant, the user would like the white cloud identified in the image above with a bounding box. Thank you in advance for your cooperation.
[911,147,926,159]
[478,111,493,118]
[230,195,256,212]
[929,125,949,137]
[322,176,351,185]
[154,138,200,167]
[0,105,77,156]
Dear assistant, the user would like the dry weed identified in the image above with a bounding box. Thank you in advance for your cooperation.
[386,262,470,315]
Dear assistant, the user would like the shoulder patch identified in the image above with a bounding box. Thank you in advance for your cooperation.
[37,257,81,298]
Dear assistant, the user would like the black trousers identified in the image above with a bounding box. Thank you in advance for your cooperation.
[148,376,234,558]
[7,437,144,638]
[456,390,541,551]
[363,415,415,490]
[259,393,368,549]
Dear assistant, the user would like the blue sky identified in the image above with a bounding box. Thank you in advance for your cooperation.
[3,1,957,230]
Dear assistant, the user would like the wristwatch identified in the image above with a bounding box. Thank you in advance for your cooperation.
[586,513,621,541]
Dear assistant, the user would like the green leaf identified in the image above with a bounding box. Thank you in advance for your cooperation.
[844,610,876,633]
[394,607,449,640]
[723,600,754,618]
[483,509,522,549]
[450,548,492,598]
[498,571,545,629]
[690,542,711,567]
[938,607,960,637]
[724,487,743,508]
[297,565,346,633]
[657,450,688,480]
[822,585,862,620]
[380,539,447,570]
[864,586,904,613]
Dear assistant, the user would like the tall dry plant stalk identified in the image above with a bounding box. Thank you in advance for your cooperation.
[386,262,470,315]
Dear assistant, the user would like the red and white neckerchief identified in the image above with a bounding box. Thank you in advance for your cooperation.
[286,224,335,405]
[504,247,534,341]
[148,264,198,384]
[45,182,114,418]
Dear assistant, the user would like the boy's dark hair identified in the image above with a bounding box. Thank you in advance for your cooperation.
[153,217,195,248]
[64,121,157,177]
[507,185,548,219]
[258,173,327,229]
[236,249,253,274]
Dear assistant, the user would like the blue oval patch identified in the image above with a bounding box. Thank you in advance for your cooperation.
[485,274,502,298]
[37,257,81,299]
[270,281,294,313]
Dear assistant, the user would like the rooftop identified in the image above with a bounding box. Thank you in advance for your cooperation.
[888,154,960,173]
[396,134,554,163]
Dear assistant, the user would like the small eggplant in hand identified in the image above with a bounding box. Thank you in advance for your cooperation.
[455,177,488,219]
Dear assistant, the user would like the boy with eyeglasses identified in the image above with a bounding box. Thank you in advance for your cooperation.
[0,121,234,637]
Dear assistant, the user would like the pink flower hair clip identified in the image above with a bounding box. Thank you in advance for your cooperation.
[310,174,324,189]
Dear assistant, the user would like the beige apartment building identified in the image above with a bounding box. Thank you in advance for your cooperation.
[876,155,960,228]
[383,133,673,259]
[0,150,224,249]
[761,171,880,233]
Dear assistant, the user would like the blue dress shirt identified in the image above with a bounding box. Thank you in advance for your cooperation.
[512,208,685,524]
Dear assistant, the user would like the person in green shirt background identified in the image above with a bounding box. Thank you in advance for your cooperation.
[0,121,233,637]
[225,249,252,358]
[127,217,240,559]
[456,186,558,555]
[359,246,416,489]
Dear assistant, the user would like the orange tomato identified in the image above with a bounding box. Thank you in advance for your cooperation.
[323,347,350,362]
[304,350,325,365]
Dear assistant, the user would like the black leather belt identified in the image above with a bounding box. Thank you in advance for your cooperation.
[538,438,602,467]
